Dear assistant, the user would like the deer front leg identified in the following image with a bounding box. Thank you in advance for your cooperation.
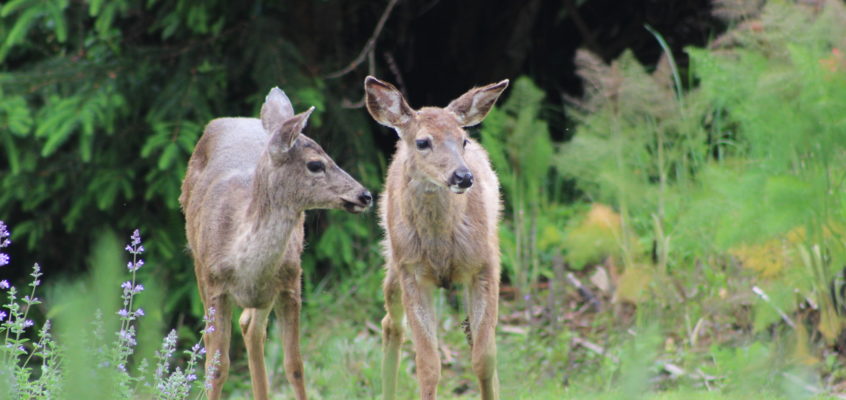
[239,307,272,400]
[467,268,500,400]
[400,269,440,400]
[274,280,307,400]
[203,292,233,400]
[382,267,405,400]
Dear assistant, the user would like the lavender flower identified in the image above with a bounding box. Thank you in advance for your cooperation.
[0,310,6,321]
[0,221,9,267]
[0,280,8,289]
[202,306,216,334]
[124,229,145,257]
[0,220,10,247]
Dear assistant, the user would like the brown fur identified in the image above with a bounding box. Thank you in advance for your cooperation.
[180,87,371,400]
[364,76,509,400]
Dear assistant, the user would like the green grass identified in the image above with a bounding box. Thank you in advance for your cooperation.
[218,279,835,400]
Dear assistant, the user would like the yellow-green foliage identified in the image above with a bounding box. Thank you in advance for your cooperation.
[562,203,623,269]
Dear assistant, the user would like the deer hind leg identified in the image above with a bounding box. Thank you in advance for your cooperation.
[400,269,440,400]
[240,307,272,400]
[467,269,500,400]
[382,267,405,400]
[274,279,307,400]
[203,292,233,400]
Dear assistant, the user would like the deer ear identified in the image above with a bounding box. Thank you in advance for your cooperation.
[261,87,295,134]
[446,79,509,127]
[269,106,314,154]
[364,76,415,134]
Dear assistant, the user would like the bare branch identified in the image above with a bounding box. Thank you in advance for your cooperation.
[326,0,400,79]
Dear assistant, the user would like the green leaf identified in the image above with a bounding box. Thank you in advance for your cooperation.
[47,2,68,43]
[0,0,33,17]
[79,131,93,162]
[3,7,40,48]
[157,142,179,170]
[2,134,20,173]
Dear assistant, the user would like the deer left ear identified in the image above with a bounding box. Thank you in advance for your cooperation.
[364,76,416,134]
[269,106,314,155]
[446,79,509,127]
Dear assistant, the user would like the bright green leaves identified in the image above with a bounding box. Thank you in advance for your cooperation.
[34,85,127,161]
[481,76,560,292]
[0,94,32,136]
[482,77,553,204]
[142,120,201,209]
[88,0,129,38]
[0,0,69,61]
[0,94,32,172]
[151,1,221,39]
[142,120,201,170]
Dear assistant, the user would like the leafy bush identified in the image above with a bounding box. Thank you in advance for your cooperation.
[0,0,385,322]
[480,76,571,294]
[558,0,846,391]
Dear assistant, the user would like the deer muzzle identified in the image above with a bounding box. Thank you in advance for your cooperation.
[343,190,373,213]
[448,167,474,194]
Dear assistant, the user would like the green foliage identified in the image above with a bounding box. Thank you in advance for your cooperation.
[0,0,385,323]
[0,227,212,399]
[481,76,568,293]
[559,0,846,394]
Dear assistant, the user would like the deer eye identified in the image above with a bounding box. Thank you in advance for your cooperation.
[463,138,469,148]
[415,138,431,150]
[306,161,325,173]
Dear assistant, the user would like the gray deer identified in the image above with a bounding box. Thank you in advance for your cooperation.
[180,87,372,400]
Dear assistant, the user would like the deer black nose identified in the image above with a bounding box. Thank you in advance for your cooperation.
[358,191,373,206]
[452,168,474,189]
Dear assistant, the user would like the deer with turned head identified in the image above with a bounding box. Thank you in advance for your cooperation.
[179,87,372,400]
[364,76,509,400]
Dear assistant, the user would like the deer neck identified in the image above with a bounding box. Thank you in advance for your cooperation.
[403,162,467,235]
[234,156,302,271]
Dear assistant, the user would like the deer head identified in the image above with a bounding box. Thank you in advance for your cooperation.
[364,76,508,194]
[259,87,372,213]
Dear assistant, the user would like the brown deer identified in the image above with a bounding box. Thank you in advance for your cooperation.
[179,87,372,400]
[364,76,509,400]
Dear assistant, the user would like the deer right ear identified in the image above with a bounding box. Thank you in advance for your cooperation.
[364,76,415,134]
[261,87,296,134]
[269,107,314,154]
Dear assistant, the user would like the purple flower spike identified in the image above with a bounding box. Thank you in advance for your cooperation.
[0,254,8,267]
[131,229,141,247]
[125,229,145,256]
[0,221,9,242]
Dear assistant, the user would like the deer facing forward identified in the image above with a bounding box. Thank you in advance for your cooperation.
[364,76,509,400]
[179,87,372,400]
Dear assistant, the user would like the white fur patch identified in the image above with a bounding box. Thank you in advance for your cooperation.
[450,185,468,194]
[386,93,410,125]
